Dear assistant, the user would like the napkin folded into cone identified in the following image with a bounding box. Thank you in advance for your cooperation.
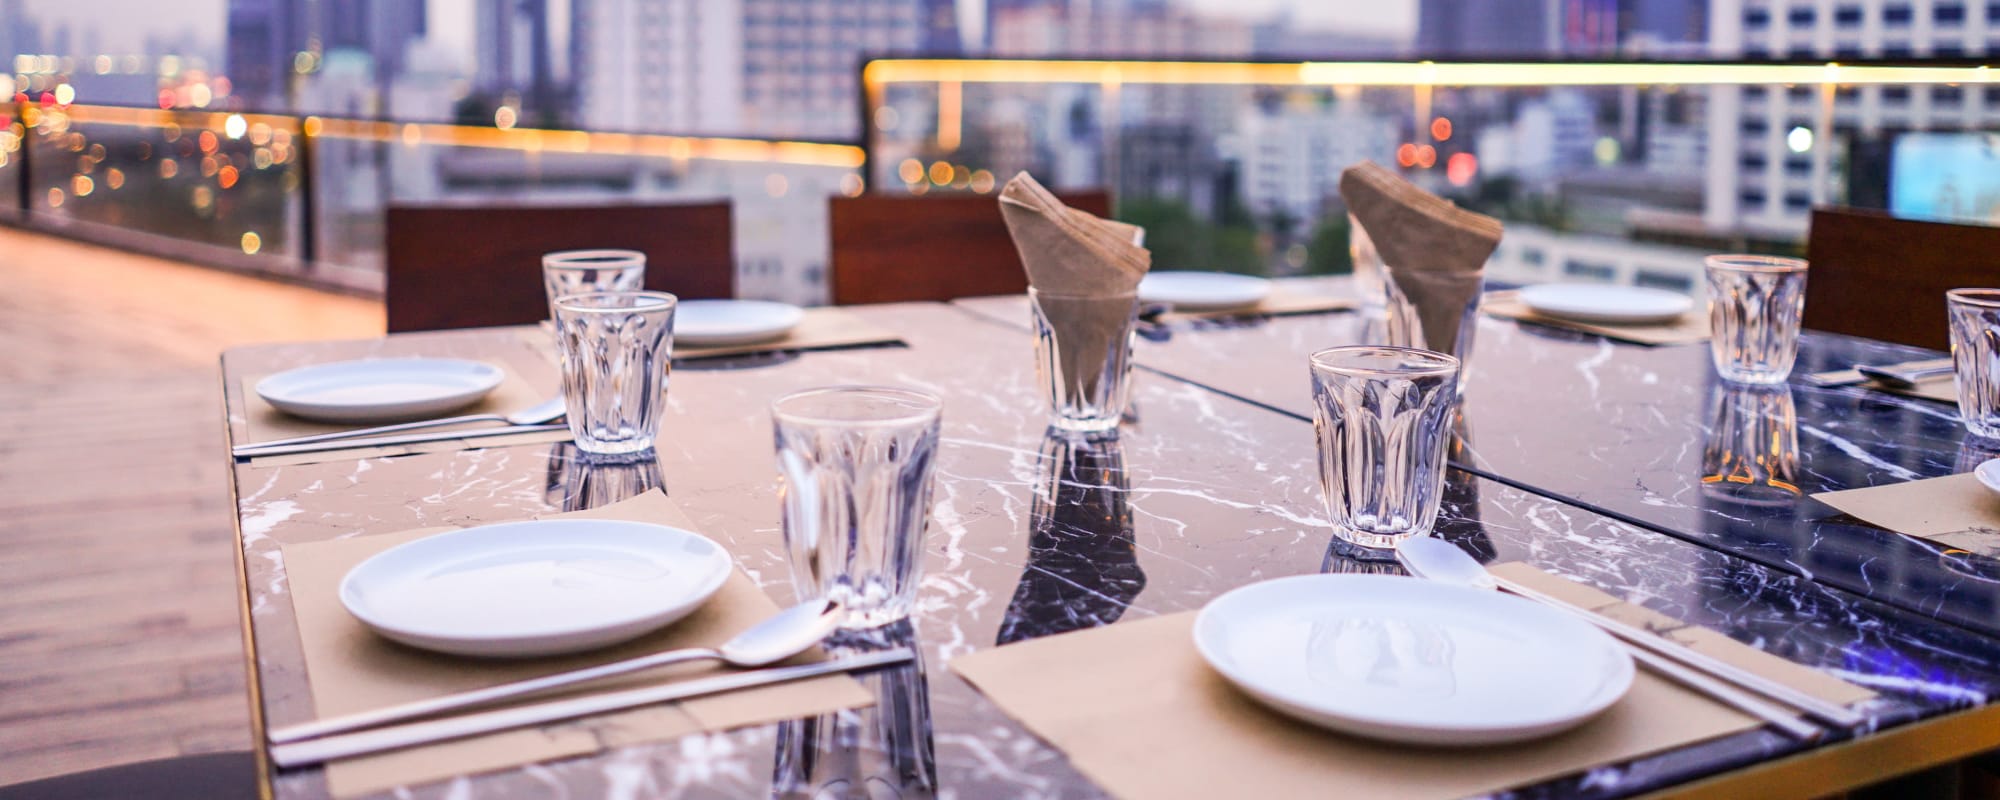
[1000,173,1152,406]
[1339,162,1503,359]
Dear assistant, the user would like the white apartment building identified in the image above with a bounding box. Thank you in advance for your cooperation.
[1236,98,1397,223]
[578,0,923,140]
[1706,0,1999,237]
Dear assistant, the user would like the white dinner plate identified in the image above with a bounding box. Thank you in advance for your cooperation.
[1517,283,1694,325]
[256,358,505,423]
[1138,272,1273,311]
[674,299,806,347]
[1193,574,1634,746]
[340,519,732,658]
[1976,458,2000,497]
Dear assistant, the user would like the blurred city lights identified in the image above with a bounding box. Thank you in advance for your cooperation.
[225,114,247,139]
[898,158,924,183]
[192,185,213,211]
[969,169,996,193]
[189,83,212,107]
[159,159,177,178]
[839,173,866,197]
[1787,126,1814,153]
[1395,143,1418,167]
[1414,144,1437,168]
[71,175,93,197]
[249,122,272,145]
[241,232,262,254]
[928,160,952,184]
[1446,152,1478,186]
[45,187,63,208]
[494,106,518,130]
[1430,117,1452,142]
[198,130,217,153]
[1594,136,1621,164]
[874,106,900,131]
[218,166,239,189]
[302,117,323,137]
[51,83,74,106]
[106,168,124,189]
[765,173,789,197]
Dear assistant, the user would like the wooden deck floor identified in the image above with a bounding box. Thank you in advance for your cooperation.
[0,227,382,785]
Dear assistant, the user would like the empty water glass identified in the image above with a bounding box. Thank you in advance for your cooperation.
[542,249,646,319]
[1706,255,1808,385]
[553,291,676,456]
[1030,288,1138,432]
[773,386,943,629]
[1309,346,1461,554]
[1950,289,2000,439]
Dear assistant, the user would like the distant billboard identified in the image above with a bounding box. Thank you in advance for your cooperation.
[1890,132,2000,227]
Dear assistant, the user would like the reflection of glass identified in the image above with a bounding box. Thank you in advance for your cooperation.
[1949,289,2000,439]
[1031,288,1139,433]
[1957,437,2000,475]
[554,290,677,456]
[1310,346,1461,555]
[774,387,943,629]
[1701,384,1802,506]
[773,621,935,799]
[1305,614,1457,696]
[997,431,1144,645]
[548,447,666,512]
[541,249,646,320]
[1706,255,1808,385]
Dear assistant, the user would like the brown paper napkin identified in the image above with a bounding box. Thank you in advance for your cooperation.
[278,490,871,797]
[952,568,1869,800]
[1340,161,1501,355]
[999,172,1149,295]
[1815,473,2000,554]
[1483,290,1712,346]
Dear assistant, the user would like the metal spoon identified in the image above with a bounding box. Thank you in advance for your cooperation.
[234,395,568,454]
[267,598,845,744]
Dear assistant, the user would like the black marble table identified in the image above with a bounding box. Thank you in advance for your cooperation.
[956,286,2000,644]
[224,303,2000,799]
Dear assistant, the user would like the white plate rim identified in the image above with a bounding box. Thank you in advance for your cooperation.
[1138,271,1273,310]
[673,299,807,345]
[254,357,505,421]
[1516,283,1694,324]
[338,519,732,653]
[1976,458,2000,496]
[1192,573,1634,741]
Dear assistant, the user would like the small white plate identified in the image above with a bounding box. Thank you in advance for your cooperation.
[1517,283,1694,325]
[1138,272,1273,311]
[1975,458,2000,496]
[256,358,504,423]
[674,300,806,347]
[340,519,732,658]
[1193,574,1634,746]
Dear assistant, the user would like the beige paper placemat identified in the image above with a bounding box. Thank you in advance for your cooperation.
[952,569,1869,800]
[1484,290,1710,345]
[1815,473,2000,555]
[279,490,872,797]
[1160,288,1358,322]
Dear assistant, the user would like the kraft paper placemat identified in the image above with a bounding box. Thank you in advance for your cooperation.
[278,490,871,797]
[1483,290,1710,346]
[952,567,1869,800]
[1815,473,2000,554]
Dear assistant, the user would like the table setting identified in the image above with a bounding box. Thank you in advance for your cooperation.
[215,166,2000,799]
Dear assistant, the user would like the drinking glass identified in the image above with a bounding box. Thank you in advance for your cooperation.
[1309,346,1461,554]
[1700,384,1801,506]
[1706,255,1808,384]
[542,249,646,319]
[1949,289,2000,439]
[773,386,943,629]
[1030,288,1138,432]
[552,291,676,456]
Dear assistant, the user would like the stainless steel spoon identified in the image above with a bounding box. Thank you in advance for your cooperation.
[234,395,567,454]
[267,598,845,744]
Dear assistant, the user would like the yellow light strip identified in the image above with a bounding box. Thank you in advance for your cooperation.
[865,58,1992,87]
[48,104,867,169]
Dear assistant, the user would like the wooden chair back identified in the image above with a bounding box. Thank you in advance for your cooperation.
[1804,207,2000,350]
[828,190,1113,305]
[385,202,734,332]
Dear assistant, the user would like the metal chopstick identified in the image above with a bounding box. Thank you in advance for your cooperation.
[234,424,568,459]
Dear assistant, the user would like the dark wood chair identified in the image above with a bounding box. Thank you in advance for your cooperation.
[384,202,735,333]
[828,190,1113,305]
[1804,207,2000,350]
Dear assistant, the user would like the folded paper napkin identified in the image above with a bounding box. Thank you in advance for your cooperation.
[1340,161,1503,356]
[999,171,1150,296]
[278,489,871,797]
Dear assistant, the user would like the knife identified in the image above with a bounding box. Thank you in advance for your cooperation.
[1856,362,1956,389]
[234,423,570,459]
[269,648,913,768]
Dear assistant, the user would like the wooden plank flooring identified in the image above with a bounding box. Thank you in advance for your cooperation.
[0,226,381,785]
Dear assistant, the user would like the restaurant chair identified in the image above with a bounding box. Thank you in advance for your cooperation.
[0,752,258,800]
[1803,207,2000,351]
[828,189,1113,305]
[384,201,736,333]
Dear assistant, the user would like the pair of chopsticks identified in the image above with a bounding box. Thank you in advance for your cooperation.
[269,648,913,768]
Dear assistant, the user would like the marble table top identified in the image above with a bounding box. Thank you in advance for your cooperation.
[224,302,2000,799]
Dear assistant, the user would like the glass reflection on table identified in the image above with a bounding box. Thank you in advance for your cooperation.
[772,620,936,800]
[546,445,668,511]
[996,430,1145,645]
[1701,384,1802,507]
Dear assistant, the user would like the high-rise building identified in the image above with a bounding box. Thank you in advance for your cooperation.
[1417,0,1556,56]
[1236,97,1398,224]
[226,0,307,107]
[478,0,576,122]
[227,0,428,111]
[1705,0,1998,236]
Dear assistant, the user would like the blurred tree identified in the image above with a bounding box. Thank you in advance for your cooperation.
[1303,216,1354,275]
[1117,196,1265,275]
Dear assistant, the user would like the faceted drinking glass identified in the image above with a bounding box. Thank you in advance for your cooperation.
[542,249,646,319]
[1705,255,1808,385]
[1949,289,2000,439]
[1308,346,1461,554]
[774,386,944,629]
[1030,288,1138,433]
[552,291,676,456]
